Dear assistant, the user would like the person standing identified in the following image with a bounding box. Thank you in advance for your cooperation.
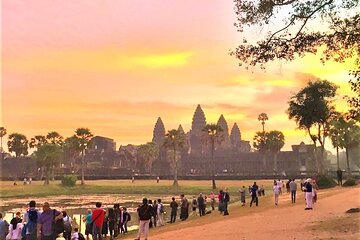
[8,212,23,240]
[273,182,280,206]
[239,186,246,206]
[197,194,205,217]
[180,194,189,221]
[336,169,343,186]
[223,189,230,215]
[152,200,157,227]
[250,182,259,207]
[62,211,72,240]
[289,179,297,203]
[0,213,9,240]
[191,197,197,216]
[135,198,152,240]
[277,179,283,195]
[83,209,92,240]
[23,200,39,240]
[37,202,63,240]
[209,192,216,210]
[91,202,106,240]
[156,199,164,226]
[107,208,116,240]
[303,178,313,210]
[122,207,130,234]
[169,197,178,223]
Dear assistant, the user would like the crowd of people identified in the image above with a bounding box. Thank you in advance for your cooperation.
[0,178,323,240]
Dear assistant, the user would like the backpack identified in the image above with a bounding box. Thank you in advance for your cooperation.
[26,210,38,234]
[159,204,164,214]
[78,232,85,240]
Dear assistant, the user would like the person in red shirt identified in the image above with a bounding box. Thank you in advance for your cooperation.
[92,202,106,240]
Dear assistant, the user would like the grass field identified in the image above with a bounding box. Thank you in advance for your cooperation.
[0,179,276,199]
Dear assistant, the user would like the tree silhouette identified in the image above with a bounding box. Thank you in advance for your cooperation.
[7,133,29,158]
[258,113,269,133]
[74,128,93,185]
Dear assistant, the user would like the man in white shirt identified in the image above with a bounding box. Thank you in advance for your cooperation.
[156,199,164,226]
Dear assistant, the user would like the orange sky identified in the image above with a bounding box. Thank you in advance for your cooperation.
[1,0,354,153]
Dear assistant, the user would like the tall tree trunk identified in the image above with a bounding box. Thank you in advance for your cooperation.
[39,167,44,180]
[81,150,85,185]
[274,152,278,172]
[336,146,340,170]
[211,141,216,190]
[345,147,351,175]
[173,148,178,186]
[44,166,50,185]
[51,165,55,181]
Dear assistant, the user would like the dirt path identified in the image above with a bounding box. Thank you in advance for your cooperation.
[125,187,360,240]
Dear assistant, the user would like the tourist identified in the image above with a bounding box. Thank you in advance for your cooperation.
[223,189,230,215]
[218,190,224,213]
[122,207,130,234]
[113,204,120,236]
[135,198,152,240]
[336,169,343,186]
[83,209,92,240]
[62,211,72,240]
[191,196,198,216]
[23,177,27,185]
[312,180,319,204]
[180,194,189,221]
[209,192,216,210]
[239,186,246,206]
[147,200,154,228]
[23,200,39,240]
[152,200,157,227]
[37,202,63,240]
[273,182,280,206]
[289,179,297,203]
[8,212,23,240]
[156,199,165,226]
[0,213,9,240]
[92,202,106,240]
[250,182,259,207]
[71,228,79,240]
[156,176,160,183]
[131,176,134,183]
[303,178,313,210]
[170,197,178,223]
[197,193,205,216]
[260,185,265,196]
[277,179,283,195]
[286,179,291,194]
[101,212,108,238]
[107,208,116,240]
[29,178,32,185]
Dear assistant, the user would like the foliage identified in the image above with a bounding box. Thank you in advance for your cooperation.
[7,133,29,157]
[317,175,337,189]
[266,130,285,153]
[33,143,64,185]
[346,70,360,121]
[232,0,359,70]
[287,80,338,173]
[46,131,64,145]
[29,135,47,149]
[61,175,77,187]
[0,127,7,153]
[253,131,268,153]
[136,142,159,174]
[343,177,358,187]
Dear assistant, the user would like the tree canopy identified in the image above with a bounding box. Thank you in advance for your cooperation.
[7,133,29,157]
[232,0,359,69]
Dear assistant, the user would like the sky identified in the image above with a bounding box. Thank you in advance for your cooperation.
[1,0,354,153]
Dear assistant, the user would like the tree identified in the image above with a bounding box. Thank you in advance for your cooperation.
[74,128,93,185]
[29,135,47,149]
[46,131,64,145]
[7,133,29,157]
[253,131,268,168]
[232,0,359,70]
[346,68,360,121]
[266,130,285,171]
[0,127,6,153]
[202,124,224,189]
[258,113,269,132]
[287,79,338,174]
[63,136,81,169]
[330,114,360,173]
[164,129,185,186]
[33,143,63,185]
[136,142,159,175]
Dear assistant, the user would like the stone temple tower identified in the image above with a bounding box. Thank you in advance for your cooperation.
[152,117,165,146]
[217,114,231,148]
[230,123,242,147]
[190,104,207,154]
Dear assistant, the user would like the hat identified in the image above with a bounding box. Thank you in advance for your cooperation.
[306,178,312,182]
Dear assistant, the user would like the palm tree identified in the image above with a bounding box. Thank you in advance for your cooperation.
[164,129,185,186]
[74,128,93,185]
[202,124,223,189]
[258,113,269,133]
[29,135,47,149]
[0,127,7,162]
[46,131,64,145]
[266,131,285,172]
[137,142,159,175]
[7,133,29,158]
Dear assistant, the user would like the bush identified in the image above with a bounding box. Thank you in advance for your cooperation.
[343,177,358,187]
[61,175,77,187]
[317,175,337,189]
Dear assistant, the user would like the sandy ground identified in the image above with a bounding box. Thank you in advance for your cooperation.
[125,187,360,240]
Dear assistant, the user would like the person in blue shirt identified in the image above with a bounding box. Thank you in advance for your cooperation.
[250,182,259,207]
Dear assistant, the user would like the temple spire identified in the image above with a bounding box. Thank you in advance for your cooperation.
[230,123,242,147]
[152,117,165,146]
